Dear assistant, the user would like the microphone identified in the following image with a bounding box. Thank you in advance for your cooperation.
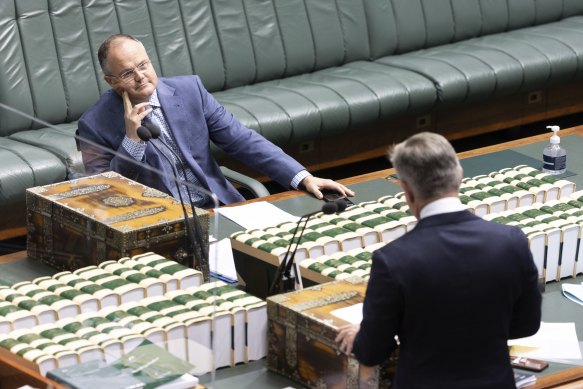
[137,125,208,277]
[141,122,210,278]
[143,121,161,139]
[269,199,346,295]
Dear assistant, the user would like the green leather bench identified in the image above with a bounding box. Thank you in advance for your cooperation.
[1,0,583,238]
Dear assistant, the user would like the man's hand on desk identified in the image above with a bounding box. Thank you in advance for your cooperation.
[301,176,355,200]
[336,324,360,355]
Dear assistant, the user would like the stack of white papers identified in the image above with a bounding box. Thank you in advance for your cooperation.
[217,201,299,230]
[508,322,582,360]
[562,283,583,306]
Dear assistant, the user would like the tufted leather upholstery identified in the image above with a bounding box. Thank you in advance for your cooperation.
[1,0,583,235]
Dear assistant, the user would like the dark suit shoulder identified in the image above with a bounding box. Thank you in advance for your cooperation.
[79,89,119,123]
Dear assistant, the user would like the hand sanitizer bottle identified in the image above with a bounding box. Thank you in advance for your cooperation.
[542,125,566,175]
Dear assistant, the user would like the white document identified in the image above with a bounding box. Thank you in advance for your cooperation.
[217,201,299,230]
[508,322,582,360]
[562,283,583,306]
[209,238,237,282]
[330,303,363,325]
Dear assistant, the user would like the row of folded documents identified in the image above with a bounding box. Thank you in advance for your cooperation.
[231,166,578,264]
[0,253,268,376]
[231,189,583,284]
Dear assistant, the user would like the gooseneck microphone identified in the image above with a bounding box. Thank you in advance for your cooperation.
[142,122,209,277]
[269,199,347,295]
[136,125,208,276]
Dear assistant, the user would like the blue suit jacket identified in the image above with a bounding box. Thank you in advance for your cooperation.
[354,210,541,389]
[78,76,305,205]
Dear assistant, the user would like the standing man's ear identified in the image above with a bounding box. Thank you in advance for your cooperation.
[401,180,419,219]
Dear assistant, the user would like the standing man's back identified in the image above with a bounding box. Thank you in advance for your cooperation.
[336,132,541,389]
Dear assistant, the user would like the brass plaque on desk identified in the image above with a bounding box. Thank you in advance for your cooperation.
[26,172,208,275]
[267,277,395,388]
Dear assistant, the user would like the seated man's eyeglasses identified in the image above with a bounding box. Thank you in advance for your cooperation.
[108,60,151,81]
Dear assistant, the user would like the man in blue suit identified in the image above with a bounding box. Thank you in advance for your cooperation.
[336,132,541,389]
[79,34,353,207]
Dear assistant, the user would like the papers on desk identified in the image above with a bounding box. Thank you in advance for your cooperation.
[330,303,363,325]
[508,322,582,360]
[216,201,298,230]
[562,283,583,306]
[209,238,237,283]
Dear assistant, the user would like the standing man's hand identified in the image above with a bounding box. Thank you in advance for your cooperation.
[301,176,355,200]
[335,324,360,355]
[123,91,152,142]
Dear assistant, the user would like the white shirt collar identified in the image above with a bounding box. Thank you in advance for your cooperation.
[419,197,466,220]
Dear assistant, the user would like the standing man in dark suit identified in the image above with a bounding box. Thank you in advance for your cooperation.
[79,34,353,207]
[336,132,541,389]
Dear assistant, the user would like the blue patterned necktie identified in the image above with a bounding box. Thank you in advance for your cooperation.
[144,110,208,207]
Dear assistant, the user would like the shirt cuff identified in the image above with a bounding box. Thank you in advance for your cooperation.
[122,136,147,161]
[291,170,312,190]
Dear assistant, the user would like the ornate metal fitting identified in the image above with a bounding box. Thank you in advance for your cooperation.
[48,184,111,200]
[103,206,166,225]
[289,291,359,312]
[102,196,135,207]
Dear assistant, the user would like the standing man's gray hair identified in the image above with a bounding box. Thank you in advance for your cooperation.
[389,132,462,201]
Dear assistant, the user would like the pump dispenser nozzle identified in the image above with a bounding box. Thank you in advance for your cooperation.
[547,125,560,144]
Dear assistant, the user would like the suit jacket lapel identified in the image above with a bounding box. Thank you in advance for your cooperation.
[156,79,210,190]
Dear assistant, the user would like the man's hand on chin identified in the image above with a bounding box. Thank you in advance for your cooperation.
[301,176,355,200]
[122,90,152,142]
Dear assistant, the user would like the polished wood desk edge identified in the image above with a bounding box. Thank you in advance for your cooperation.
[221,125,583,206]
[0,346,66,389]
[340,125,583,186]
[531,366,583,389]
[0,250,27,265]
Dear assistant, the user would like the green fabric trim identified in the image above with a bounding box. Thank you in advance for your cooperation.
[126,273,148,283]
[539,205,555,214]
[492,216,511,225]
[87,273,110,283]
[63,322,83,333]
[101,279,131,289]
[523,209,545,218]
[348,211,376,221]
[319,227,348,237]
[499,185,518,193]
[356,252,372,261]
[148,300,179,312]
[145,269,165,278]
[258,242,278,252]
[516,182,534,190]
[17,300,39,310]
[487,188,504,197]
[507,213,529,222]
[470,192,493,200]
[0,304,21,315]
[338,255,359,264]
[80,284,105,295]
[172,294,196,305]
[59,289,83,300]
[363,217,390,228]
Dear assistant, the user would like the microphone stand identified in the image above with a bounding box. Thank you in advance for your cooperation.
[269,201,340,296]
[137,126,208,278]
[143,123,210,280]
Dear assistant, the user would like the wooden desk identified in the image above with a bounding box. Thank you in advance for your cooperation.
[2,125,583,388]
[228,125,583,388]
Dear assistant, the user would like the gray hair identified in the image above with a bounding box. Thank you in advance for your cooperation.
[98,34,141,75]
[389,132,462,201]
